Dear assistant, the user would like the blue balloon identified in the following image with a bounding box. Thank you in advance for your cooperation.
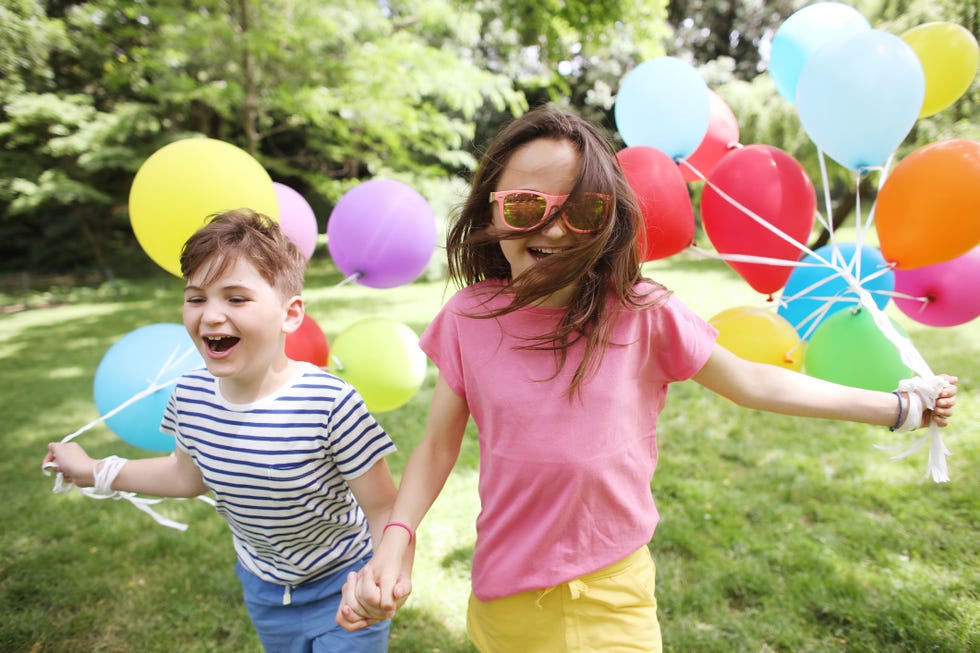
[768,2,871,104]
[614,57,710,159]
[93,323,204,452]
[796,30,925,171]
[778,243,894,339]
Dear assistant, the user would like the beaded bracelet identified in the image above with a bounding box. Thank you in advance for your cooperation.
[383,521,414,544]
[889,391,904,432]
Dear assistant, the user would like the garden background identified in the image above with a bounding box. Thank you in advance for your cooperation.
[2,1,978,651]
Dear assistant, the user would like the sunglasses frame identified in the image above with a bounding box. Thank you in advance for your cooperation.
[488,189,610,234]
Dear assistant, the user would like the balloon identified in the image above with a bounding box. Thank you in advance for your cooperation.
[901,22,979,118]
[709,306,804,371]
[327,179,437,289]
[804,308,913,391]
[875,139,980,269]
[93,324,204,452]
[129,139,278,277]
[700,145,816,295]
[330,318,427,413]
[285,313,329,366]
[616,146,694,261]
[796,30,925,171]
[679,90,740,182]
[273,182,318,260]
[614,57,710,159]
[893,248,980,327]
[768,2,871,104]
[778,243,894,339]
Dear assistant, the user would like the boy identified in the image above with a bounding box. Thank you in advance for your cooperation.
[44,209,411,652]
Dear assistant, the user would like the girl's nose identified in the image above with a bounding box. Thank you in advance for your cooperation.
[540,210,568,237]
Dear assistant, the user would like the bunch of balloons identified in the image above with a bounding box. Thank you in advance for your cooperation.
[613,3,978,480]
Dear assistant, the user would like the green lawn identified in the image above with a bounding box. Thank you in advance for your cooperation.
[1,254,976,652]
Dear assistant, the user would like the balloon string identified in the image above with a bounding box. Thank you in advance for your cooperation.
[334,272,362,288]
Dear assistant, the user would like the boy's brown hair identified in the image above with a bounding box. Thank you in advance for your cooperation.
[180,208,306,297]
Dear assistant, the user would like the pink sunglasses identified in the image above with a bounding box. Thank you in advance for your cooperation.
[489,189,610,234]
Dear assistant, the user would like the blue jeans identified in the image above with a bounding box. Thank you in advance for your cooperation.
[235,558,391,653]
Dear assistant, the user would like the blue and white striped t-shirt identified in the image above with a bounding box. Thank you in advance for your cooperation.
[161,362,396,586]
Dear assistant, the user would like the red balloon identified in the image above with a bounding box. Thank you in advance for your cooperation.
[616,146,695,261]
[701,145,816,295]
[679,90,740,183]
[285,314,330,366]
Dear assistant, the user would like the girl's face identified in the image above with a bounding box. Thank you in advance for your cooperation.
[492,137,586,305]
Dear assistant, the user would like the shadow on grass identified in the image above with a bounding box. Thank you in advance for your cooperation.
[390,606,477,653]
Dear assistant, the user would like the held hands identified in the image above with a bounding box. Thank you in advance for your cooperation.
[335,559,412,632]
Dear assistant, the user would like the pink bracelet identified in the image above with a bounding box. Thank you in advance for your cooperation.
[383,521,414,544]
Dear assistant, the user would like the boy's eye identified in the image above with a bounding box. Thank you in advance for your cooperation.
[184,296,204,304]
[228,296,248,304]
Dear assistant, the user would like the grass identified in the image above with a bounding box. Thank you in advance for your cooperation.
[0,253,976,652]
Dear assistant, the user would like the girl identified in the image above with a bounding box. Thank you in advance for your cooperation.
[338,106,957,651]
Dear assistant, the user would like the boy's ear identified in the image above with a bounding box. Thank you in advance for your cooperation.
[282,296,305,334]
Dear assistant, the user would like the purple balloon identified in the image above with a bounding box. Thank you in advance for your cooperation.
[893,247,980,327]
[273,182,318,260]
[327,179,437,288]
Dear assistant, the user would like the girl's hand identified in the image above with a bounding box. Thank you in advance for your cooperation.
[923,374,957,428]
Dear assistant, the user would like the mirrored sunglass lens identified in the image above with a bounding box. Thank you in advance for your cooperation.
[502,193,548,228]
[565,195,607,231]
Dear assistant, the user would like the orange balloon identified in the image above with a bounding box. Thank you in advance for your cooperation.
[875,139,980,269]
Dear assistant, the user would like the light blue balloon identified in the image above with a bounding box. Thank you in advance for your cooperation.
[778,243,894,340]
[796,30,925,171]
[614,57,709,159]
[93,323,204,452]
[768,2,871,104]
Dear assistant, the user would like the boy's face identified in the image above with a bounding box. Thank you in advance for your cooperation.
[183,255,302,393]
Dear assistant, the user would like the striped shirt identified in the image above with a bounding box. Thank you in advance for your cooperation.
[161,362,396,586]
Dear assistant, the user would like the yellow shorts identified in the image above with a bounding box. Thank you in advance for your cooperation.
[466,546,662,653]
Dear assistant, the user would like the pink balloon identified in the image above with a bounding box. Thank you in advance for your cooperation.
[893,247,980,327]
[273,182,318,260]
[679,90,740,183]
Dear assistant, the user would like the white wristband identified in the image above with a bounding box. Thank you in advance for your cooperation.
[93,456,128,496]
[894,377,946,433]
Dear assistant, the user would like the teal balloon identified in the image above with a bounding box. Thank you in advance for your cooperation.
[796,30,925,171]
[778,243,894,340]
[614,57,710,160]
[769,2,871,104]
[93,324,204,452]
[804,309,913,391]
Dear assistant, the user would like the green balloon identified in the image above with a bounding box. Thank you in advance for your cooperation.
[330,318,427,413]
[804,308,913,391]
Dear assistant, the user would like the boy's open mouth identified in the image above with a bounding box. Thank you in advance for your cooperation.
[206,336,240,353]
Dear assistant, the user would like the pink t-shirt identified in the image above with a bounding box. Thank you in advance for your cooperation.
[419,279,718,601]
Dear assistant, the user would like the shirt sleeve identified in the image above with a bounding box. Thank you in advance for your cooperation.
[419,299,466,398]
[652,294,719,382]
[327,384,397,480]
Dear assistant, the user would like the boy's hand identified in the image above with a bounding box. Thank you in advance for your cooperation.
[42,442,95,487]
[336,571,383,632]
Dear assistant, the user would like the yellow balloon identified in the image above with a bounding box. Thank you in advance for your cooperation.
[709,306,804,371]
[901,22,979,118]
[330,318,427,413]
[129,139,279,277]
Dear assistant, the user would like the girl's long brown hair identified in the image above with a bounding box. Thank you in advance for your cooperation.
[447,106,669,396]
